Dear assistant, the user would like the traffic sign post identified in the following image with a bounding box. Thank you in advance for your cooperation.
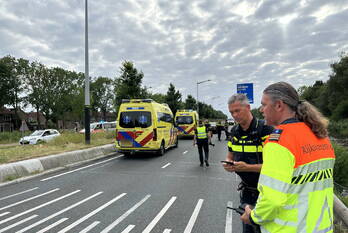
[237,83,254,104]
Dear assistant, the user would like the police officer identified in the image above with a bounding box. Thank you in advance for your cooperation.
[241,82,335,233]
[193,120,211,167]
[217,121,224,141]
[222,93,273,233]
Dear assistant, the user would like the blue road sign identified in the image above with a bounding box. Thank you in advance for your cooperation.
[237,83,254,104]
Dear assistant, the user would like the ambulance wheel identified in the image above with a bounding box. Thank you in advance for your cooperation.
[158,141,165,156]
[123,152,131,157]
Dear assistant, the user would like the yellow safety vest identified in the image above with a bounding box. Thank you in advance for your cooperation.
[196,126,208,139]
[251,122,335,233]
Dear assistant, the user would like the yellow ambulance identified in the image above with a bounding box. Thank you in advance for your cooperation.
[174,109,199,137]
[115,99,178,155]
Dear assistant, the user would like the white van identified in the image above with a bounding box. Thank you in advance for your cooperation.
[79,121,116,134]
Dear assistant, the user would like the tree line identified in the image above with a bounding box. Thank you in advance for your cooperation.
[298,53,348,121]
[0,55,226,128]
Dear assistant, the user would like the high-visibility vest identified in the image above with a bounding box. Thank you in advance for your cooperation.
[196,126,208,139]
[251,121,335,233]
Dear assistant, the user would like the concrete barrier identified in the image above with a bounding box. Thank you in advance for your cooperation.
[334,195,348,228]
[0,144,116,183]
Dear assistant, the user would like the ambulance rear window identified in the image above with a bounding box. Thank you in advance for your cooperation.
[120,111,152,128]
[176,116,193,124]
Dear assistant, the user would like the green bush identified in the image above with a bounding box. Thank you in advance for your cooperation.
[0,131,31,144]
[333,143,348,188]
[329,120,348,139]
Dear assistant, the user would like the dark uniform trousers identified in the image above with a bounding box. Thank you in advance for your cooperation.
[196,138,209,164]
[240,187,260,233]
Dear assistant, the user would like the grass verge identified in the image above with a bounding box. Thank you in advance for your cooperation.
[0,131,115,164]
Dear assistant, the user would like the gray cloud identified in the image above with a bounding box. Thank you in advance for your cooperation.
[1,0,347,115]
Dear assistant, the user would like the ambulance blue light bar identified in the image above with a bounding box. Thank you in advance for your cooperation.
[126,107,145,110]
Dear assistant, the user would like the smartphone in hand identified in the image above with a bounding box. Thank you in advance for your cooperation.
[221,160,235,166]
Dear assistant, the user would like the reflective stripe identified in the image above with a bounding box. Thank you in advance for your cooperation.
[315,225,333,233]
[196,126,207,139]
[227,141,232,148]
[230,144,263,152]
[292,168,333,184]
[259,174,333,194]
[260,226,271,233]
[293,159,335,176]
[261,135,269,140]
[273,218,297,227]
[313,197,333,233]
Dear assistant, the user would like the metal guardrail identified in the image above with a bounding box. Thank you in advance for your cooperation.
[334,195,348,228]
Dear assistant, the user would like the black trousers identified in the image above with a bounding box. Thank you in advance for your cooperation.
[217,129,222,141]
[240,189,261,233]
[197,139,209,164]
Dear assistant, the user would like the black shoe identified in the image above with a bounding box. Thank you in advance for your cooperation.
[200,163,204,167]
[205,161,209,167]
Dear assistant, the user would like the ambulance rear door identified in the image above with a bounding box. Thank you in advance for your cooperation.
[118,109,153,148]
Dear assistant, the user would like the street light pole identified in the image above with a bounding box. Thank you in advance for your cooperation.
[196,79,211,117]
[84,0,90,144]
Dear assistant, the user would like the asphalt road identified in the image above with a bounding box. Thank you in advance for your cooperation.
[0,135,243,233]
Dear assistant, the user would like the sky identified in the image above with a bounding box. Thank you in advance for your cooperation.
[1,0,348,116]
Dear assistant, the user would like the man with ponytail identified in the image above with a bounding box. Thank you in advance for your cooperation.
[241,82,335,233]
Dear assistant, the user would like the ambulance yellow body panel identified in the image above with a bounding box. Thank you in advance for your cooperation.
[174,110,198,137]
[115,99,178,155]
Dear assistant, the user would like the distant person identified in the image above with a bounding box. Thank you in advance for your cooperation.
[217,121,224,141]
[193,120,211,167]
[241,82,335,233]
[222,93,273,233]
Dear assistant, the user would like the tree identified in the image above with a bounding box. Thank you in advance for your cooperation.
[149,93,166,103]
[0,56,26,123]
[91,77,114,121]
[165,83,182,115]
[327,53,348,117]
[184,95,197,110]
[251,108,263,119]
[0,60,12,107]
[114,61,145,111]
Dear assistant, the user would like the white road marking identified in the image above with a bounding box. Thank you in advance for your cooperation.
[161,163,171,169]
[0,187,38,201]
[183,199,204,233]
[36,218,69,233]
[183,150,188,154]
[0,190,80,225]
[163,229,172,233]
[0,212,10,217]
[79,221,100,233]
[225,201,233,233]
[41,155,124,181]
[0,188,59,211]
[57,193,127,233]
[0,215,38,233]
[17,191,103,233]
[121,225,135,233]
[142,196,177,233]
[101,195,151,233]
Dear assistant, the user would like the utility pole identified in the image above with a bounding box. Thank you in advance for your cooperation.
[84,0,90,144]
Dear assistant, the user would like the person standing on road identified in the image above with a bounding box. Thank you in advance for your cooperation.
[222,93,273,233]
[241,82,336,233]
[193,120,211,167]
[217,121,224,141]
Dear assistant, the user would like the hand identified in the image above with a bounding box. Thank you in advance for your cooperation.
[222,161,236,172]
[241,205,252,225]
[232,161,249,172]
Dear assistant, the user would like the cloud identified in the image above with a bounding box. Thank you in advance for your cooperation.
[0,0,347,115]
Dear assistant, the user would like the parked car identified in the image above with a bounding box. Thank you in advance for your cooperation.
[19,129,61,145]
[79,121,117,134]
